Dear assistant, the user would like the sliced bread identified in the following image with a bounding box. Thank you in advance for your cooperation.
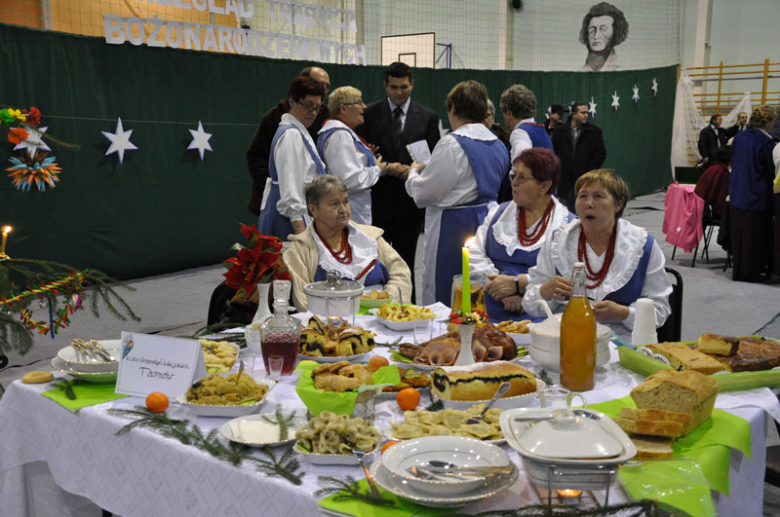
[613,417,684,438]
[631,435,675,459]
[619,406,692,426]
[630,370,718,435]
[697,333,740,357]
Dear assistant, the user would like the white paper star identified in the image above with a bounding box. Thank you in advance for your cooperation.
[651,78,659,97]
[588,96,597,118]
[188,121,213,161]
[611,91,620,110]
[680,75,694,87]
[102,118,137,164]
[14,125,52,158]
[632,85,640,103]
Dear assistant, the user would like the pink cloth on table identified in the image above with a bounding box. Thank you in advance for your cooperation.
[662,182,704,252]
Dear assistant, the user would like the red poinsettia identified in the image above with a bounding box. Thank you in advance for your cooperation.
[23,107,41,126]
[223,224,290,294]
[8,127,28,145]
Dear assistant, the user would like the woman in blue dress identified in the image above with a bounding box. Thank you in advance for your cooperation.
[469,148,575,322]
[523,170,672,335]
[284,176,412,312]
[258,76,327,240]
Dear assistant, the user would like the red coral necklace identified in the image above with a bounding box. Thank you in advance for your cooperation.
[517,199,554,246]
[316,227,352,264]
[577,225,617,289]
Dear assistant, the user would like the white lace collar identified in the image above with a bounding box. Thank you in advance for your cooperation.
[452,123,498,142]
[314,223,378,283]
[550,219,648,300]
[492,197,571,253]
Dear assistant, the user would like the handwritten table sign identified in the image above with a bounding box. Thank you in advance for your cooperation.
[115,332,206,398]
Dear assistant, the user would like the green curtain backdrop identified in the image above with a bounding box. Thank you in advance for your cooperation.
[0,24,676,279]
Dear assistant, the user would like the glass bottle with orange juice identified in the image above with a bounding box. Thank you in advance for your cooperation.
[560,262,596,390]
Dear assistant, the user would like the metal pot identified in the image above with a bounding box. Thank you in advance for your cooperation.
[303,270,362,318]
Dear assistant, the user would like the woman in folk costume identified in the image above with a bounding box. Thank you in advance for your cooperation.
[317,86,387,225]
[469,148,575,322]
[523,170,672,336]
[258,76,327,240]
[405,80,510,305]
[284,175,412,311]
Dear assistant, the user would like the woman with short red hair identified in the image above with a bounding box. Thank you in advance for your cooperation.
[469,148,575,321]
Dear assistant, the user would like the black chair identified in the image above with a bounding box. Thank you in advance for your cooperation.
[689,203,722,267]
[656,267,682,343]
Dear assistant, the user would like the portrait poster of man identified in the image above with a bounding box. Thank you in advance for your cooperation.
[579,2,629,72]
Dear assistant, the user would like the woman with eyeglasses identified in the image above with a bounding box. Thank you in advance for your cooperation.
[468,148,575,321]
[317,86,387,225]
[258,76,327,239]
[522,170,672,335]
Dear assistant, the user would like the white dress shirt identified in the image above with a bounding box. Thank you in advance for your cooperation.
[387,97,411,131]
[523,219,672,334]
[509,118,537,162]
[273,113,321,222]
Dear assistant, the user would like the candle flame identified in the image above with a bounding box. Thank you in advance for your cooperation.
[556,489,582,498]
[464,236,475,248]
[1,226,11,235]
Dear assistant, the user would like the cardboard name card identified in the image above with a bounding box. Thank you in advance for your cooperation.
[115,332,206,398]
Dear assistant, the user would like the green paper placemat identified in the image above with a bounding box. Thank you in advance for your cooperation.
[590,395,750,503]
[295,360,401,416]
[318,478,452,517]
[41,380,128,412]
[619,459,715,517]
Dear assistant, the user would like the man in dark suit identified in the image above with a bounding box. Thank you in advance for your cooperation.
[551,101,607,210]
[724,111,748,140]
[697,114,727,166]
[244,66,330,216]
[356,62,440,280]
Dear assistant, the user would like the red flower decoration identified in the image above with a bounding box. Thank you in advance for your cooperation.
[223,224,290,294]
[25,107,41,126]
[8,127,29,145]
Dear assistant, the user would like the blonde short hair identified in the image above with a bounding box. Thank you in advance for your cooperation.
[748,105,777,128]
[574,169,630,218]
[328,86,362,116]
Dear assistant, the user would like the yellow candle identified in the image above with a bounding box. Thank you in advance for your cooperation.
[461,246,470,314]
[0,226,11,259]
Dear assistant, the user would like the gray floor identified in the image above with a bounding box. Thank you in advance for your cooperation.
[2,191,779,513]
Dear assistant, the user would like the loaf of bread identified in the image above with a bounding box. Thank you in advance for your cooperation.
[646,342,727,375]
[630,370,718,435]
[631,435,675,459]
[613,417,684,438]
[431,361,536,401]
[619,407,692,426]
[697,334,740,356]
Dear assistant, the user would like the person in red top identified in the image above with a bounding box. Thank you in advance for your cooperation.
[694,145,731,218]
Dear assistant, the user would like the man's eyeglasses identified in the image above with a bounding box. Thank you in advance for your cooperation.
[509,172,534,183]
[299,101,322,114]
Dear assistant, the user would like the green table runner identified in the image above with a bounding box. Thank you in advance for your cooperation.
[41,380,127,412]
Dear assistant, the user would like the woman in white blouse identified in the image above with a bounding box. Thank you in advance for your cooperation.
[522,170,672,334]
[317,86,387,225]
[258,76,327,240]
[469,148,575,322]
[405,80,510,305]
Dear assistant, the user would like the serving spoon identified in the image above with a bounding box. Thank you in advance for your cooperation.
[466,381,511,424]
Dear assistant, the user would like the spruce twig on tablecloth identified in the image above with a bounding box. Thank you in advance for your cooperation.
[261,405,297,441]
[449,499,659,516]
[109,406,303,485]
[315,475,395,507]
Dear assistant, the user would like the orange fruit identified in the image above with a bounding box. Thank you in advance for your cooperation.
[396,387,420,411]
[367,356,390,371]
[145,392,169,413]
[382,440,400,454]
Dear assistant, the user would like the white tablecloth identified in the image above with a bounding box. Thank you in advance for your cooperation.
[1,314,777,516]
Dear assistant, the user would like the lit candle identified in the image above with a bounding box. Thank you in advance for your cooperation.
[0,225,11,259]
[556,488,582,499]
[461,237,475,314]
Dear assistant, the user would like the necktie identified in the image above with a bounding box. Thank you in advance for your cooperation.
[391,106,403,154]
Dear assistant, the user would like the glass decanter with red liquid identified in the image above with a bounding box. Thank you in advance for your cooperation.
[260,280,300,375]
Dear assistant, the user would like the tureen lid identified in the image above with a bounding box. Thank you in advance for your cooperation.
[514,409,623,459]
[304,270,363,298]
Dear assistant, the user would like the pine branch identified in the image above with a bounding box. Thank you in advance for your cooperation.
[538,369,553,386]
[449,499,659,517]
[314,475,395,507]
[251,445,303,485]
[0,312,34,355]
[260,405,297,441]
